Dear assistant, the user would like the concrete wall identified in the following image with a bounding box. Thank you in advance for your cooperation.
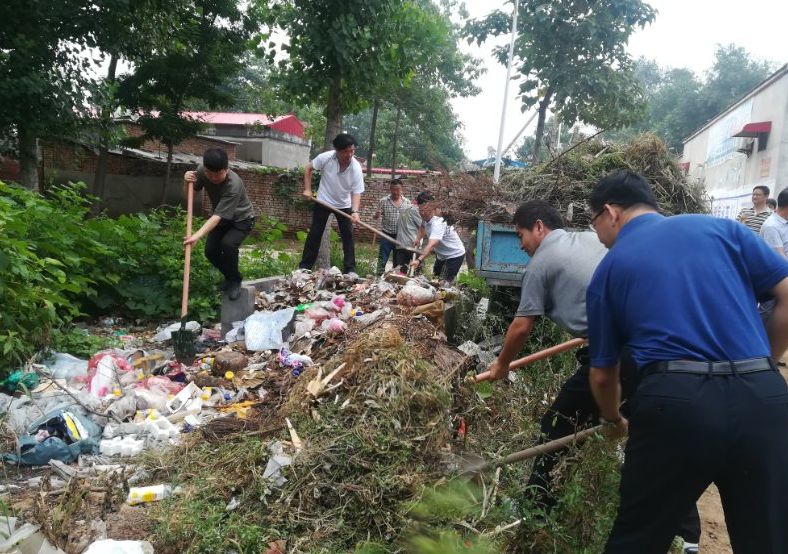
[216,129,310,168]
[682,70,788,219]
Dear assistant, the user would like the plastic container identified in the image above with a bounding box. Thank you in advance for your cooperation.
[126,484,172,505]
[166,382,202,414]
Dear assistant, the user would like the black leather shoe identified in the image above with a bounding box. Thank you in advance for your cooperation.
[227,281,242,300]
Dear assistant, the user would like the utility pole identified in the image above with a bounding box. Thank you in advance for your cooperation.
[493,0,519,184]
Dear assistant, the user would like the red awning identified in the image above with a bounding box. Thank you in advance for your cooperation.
[732,121,772,137]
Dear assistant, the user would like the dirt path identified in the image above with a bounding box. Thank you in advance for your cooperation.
[696,360,788,553]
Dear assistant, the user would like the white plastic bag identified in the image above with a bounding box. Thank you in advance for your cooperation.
[42,352,88,380]
[84,539,154,554]
[244,308,296,351]
[397,282,436,307]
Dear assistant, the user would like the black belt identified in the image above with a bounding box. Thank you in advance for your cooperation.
[643,357,775,376]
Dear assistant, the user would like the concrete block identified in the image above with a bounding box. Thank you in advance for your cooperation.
[221,284,256,337]
[244,276,284,293]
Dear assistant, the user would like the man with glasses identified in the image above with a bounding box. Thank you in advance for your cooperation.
[298,133,364,275]
[586,170,788,552]
[737,185,772,233]
[485,200,701,551]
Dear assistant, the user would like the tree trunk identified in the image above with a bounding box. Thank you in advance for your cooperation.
[316,77,344,269]
[391,105,401,178]
[17,123,40,191]
[366,99,379,177]
[324,77,342,149]
[162,144,174,205]
[532,89,553,165]
[92,55,118,214]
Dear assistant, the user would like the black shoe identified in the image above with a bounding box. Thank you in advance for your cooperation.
[227,281,242,301]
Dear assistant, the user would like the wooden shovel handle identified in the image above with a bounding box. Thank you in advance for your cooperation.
[471,337,587,383]
[181,182,193,318]
[309,197,420,253]
[485,425,602,471]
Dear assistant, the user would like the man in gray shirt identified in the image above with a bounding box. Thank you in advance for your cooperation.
[184,148,255,300]
[485,200,700,550]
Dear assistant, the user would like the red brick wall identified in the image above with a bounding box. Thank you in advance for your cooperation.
[205,169,452,239]
[41,140,462,240]
[125,123,237,160]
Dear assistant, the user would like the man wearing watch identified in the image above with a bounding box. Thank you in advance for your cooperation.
[587,171,788,552]
[486,200,700,551]
[409,191,466,282]
[298,133,364,274]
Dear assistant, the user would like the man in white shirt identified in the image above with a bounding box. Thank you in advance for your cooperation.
[298,134,365,274]
[410,191,466,282]
[760,188,788,258]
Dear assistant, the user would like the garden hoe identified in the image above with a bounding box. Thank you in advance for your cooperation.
[172,181,196,365]
[458,424,603,477]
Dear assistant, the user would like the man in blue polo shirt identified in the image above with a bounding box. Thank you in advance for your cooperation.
[586,170,788,553]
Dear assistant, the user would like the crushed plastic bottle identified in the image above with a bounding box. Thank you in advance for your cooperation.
[126,484,172,505]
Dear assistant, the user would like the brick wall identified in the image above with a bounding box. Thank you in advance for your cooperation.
[125,123,238,160]
[216,168,452,239]
[41,140,463,240]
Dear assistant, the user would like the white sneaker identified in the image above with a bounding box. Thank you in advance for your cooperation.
[683,542,699,554]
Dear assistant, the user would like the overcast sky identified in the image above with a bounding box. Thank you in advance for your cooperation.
[452,0,787,160]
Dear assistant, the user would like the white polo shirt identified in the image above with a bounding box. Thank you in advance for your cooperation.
[760,211,788,254]
[312,150,365,209]
[424,216,466,260]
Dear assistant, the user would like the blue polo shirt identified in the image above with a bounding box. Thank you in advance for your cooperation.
[587,213,788,369]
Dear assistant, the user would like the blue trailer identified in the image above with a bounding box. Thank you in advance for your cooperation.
[474,220,530,287]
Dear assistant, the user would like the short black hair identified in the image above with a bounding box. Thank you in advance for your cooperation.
[203,148,228,171]
[390,178,403,188]
[512,200,565,231]
[332,133,357,150]
[589,170,658,213]
[753,185,770,196]
[767,198,777,210]
[777,188,788,209]
[415,191,434,205]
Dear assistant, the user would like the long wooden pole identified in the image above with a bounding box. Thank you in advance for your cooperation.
[181,182,193,318]
[469,337,587,383]
[309,197,420,253]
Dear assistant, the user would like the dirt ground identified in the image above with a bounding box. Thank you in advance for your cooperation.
[696,360,788,553]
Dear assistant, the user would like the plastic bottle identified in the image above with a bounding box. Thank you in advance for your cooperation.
[126,484,172,505]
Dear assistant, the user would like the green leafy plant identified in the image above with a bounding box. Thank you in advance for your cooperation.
[0,181,115,373]
[49,327,121,359]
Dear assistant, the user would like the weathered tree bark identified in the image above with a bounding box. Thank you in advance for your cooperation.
[316,77,344,269]
[92,55,118,214]
[532,89,554,165]
[17,124,40,191]
[391,105,401,178]
[366,99,379,177]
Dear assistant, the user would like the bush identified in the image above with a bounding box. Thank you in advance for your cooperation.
[84,208,220,322]
[0,181,114,372]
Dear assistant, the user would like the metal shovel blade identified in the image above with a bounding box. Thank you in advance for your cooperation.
[172,321,195,365]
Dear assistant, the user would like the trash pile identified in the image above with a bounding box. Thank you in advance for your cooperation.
[441,133,708,228]
[1,267,489,553]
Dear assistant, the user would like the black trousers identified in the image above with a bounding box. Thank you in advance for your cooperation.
[527,348,701,543]
[204,218,254,284]
[299,203,355,274]
[605,368,788,553]
[433,254,464,282]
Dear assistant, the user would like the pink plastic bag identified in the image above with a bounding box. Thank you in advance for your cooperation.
[320,317,347,335]
[305,306,332,322]
[85,352,133,398]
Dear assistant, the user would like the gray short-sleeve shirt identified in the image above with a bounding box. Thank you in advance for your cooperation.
[516,229,608,336]
[194,165,255,222]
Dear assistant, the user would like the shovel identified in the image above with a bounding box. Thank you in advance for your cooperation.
[172,181,196,365]
[458,425,603,477]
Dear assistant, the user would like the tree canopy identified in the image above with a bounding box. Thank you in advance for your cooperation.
[467,0,655,162]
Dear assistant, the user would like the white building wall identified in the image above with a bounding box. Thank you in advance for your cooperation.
[682,68,788,219]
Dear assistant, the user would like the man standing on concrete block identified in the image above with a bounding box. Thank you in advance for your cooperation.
[299,133,364,275]
[183,148,255,301]
[586,170,788,553]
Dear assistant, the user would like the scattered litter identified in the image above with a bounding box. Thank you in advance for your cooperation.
[84,539,154,554]
[262,441,292,487]
[153,321,200,343]
[126,484,172,505]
